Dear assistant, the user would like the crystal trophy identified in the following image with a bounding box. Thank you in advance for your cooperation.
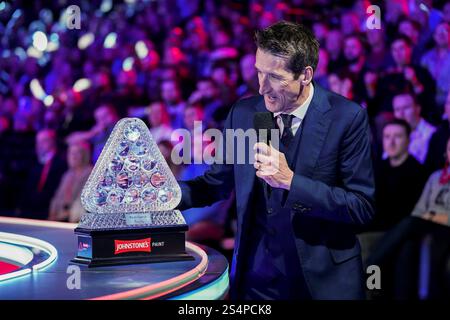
[72,118,193,267]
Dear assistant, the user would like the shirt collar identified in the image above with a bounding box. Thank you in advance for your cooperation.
[273,83,314,120]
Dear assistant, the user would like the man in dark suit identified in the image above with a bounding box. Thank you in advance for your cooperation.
[177,21,375,300]
[19,129,67,220]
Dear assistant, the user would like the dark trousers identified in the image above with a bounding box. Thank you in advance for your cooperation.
[367,216,450,299]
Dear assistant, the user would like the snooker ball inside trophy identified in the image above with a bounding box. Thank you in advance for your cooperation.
[72,118,193,267]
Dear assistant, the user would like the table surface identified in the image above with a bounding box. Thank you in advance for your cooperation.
[0,217,229,300]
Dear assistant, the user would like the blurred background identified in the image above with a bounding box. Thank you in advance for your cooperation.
[0,0,449,299]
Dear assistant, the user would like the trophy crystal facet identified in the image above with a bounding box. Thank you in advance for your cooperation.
[72,118,193,267]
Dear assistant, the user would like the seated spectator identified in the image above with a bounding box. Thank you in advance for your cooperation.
[314,48,329,89]
[325,29,346,73]
[211,60,238,106]
[58,90,95,138]
[342,34,367,80]
[175,104,206,145]
[327,71,354,100]
[66,104,119,163]
[147,101,173,144]
[158,139,182,178]
[340,10,361,36]
[160,79,187,129]
[365,26,393,72]
[368,119,427,231]
[237,53,259,98]
[188,78,223,128]
[114,68,146,111]
[420,22,450,110]
[398,18,427,64]
[0,115,10,135]
[183,16,211,78]
[0,113,35,213]
[392,92,436,164]
[49,141,92,222]
[445,2,450,24]
[368,136,450,299]
[18,129,67,220]
[312,21,329,46]
[425,92,450,175]
[0,116,12,212]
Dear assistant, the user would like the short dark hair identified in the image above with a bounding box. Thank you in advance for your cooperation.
[383,118,411,137]
[197,76,217,87]
[393,90,419,106]
[255,21,320,79]
[398,18,421,32]
[344,33,368,52]
[161,78,181,89]
[391,34,413,48]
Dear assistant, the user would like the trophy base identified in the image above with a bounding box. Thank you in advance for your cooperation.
[72,226,195,268]
[72,253,194,267]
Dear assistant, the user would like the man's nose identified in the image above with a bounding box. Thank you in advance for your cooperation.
[258,74,271,95]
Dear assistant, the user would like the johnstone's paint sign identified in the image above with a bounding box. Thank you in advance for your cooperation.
[114,238,151,254]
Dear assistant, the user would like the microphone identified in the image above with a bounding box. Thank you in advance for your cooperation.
[254,112,276,145]
[253,112,277,197]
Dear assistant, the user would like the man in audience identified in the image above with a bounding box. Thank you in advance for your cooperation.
[420,22,450,110]
[188,77,223,128]
[161,79,187,129]
[341,34,370,105]
[370,119,427,231]
[147,101,173,144]
[18,129,67,220]
[425,91,450,175]
[238,53,259,98]
[66,104,119,162]
[325,29,346,73]
[392,92,436,164]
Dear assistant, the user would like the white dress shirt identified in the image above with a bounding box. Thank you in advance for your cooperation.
[273,83,314,136]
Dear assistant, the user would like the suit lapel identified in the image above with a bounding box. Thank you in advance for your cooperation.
[293,83,332,175]
[254,98,274,199]
[234,99,264,223]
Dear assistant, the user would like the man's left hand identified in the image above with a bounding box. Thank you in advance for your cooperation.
[422,212,449,226]
[253,142,294,190]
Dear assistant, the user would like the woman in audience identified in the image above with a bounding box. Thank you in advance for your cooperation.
[49,141,92,222]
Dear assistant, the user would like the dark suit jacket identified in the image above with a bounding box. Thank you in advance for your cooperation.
[424,120,450,176]
[178,83,376,299]
[20,154,67,220]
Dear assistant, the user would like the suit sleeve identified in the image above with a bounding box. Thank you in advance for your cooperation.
[176,105,236,210]
[285,108,376,226]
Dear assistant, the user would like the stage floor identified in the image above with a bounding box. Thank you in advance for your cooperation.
[0,217,229,300]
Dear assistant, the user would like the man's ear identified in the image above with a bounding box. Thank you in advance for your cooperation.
[301,66,314,85]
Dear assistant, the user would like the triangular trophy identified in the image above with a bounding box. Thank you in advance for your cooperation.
[72,118,193,267]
